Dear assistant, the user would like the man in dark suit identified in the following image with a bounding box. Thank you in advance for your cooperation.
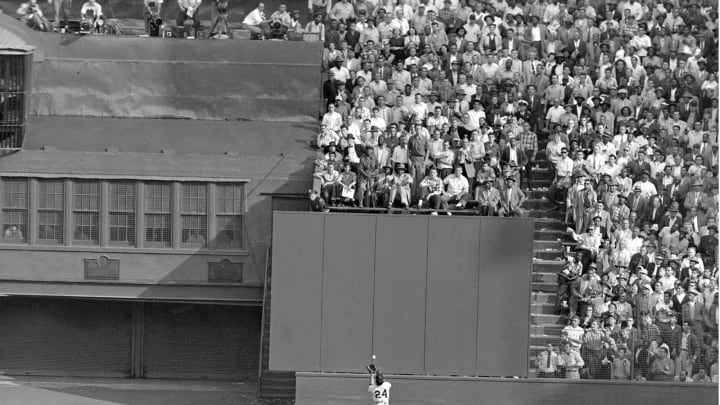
[626,150,652,182]
[498,176,526,217]
[523,85,544,132]
[502,27,521,54]
[698,224,717,266]
[584,202,612,234]
[344,19,360,51]
[681,290,705,337]
[684,144,705,166]
[567,32,587,60]
[500,136,528,169]
[627,187,649,220]
[643,195,666,226]
[677,91,695,121]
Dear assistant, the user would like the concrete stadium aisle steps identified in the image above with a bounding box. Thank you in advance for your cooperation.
[259,264,296,400]
[521,146,569,377]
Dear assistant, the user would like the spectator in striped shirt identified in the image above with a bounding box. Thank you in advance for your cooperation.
[519,121,537,190]
[418,166,444,214]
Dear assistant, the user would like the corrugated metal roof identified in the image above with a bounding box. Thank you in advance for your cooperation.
[0,21,34,52]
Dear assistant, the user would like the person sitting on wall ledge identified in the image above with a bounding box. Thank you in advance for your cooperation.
[177,0,202,37]
[242,2,273,39]
[80,0,104,32]
[15,0,51,32]
[308,189,328,212]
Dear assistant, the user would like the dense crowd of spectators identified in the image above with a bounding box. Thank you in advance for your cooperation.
[307,0,717,220]
[303,0,719,381]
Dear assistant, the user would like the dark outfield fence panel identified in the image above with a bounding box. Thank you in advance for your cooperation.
[320,215,375,373]
[295,373,718,405]
[425,218,480,376]
[268,214,323,371]
[478,218,535,376]
[374,216,429,374]
[270,212,533,377]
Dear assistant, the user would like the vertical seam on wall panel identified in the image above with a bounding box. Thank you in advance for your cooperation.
[525,218,534,378]
[370,215,378,362]
[319,214,325,372]
[423,217,430,374]
[474,218,482,377]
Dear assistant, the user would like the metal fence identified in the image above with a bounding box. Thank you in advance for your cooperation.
[540,246,718,383]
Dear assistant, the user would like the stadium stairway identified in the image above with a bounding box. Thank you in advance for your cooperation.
[258,260,296,401]
[522,145,571,378]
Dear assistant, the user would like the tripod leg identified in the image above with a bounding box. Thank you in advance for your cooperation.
[209,17,219,38]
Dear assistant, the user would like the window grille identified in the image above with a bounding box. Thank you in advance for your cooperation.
[181,183,207,247]
[38,180,64,244]
[1,178,28,242]
[109,182,136,246]
[144,183,171,248]
[215,184,244,249]
[73,181,100,245]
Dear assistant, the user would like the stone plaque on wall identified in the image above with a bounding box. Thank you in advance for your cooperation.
[84,255,120,280]
[208,259,243,283]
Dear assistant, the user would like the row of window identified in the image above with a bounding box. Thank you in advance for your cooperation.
[1,178,245,250]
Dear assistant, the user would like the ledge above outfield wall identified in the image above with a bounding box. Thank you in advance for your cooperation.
[0,13,323,122]
[295,373,718,405]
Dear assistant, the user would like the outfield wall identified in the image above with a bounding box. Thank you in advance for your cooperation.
[295,373,718,405]
[270,212,534,378]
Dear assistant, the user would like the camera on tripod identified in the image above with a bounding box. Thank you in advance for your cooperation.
[216,0,229,15]
[146,1,163,36]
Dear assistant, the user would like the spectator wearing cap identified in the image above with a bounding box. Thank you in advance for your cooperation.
[309,13,329,41]
[560,341,585,380]
[682,287,706,334]
[675,321,701,378]
[585,201,612,235]
[387,163,413,208]
[308,189,327,212]
[475,178,500,216]
[498,175,525,217]
[632,280,653,320]
[650,343,676,381]
[698,223,717,265]
[372,165,394,207]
